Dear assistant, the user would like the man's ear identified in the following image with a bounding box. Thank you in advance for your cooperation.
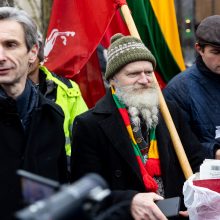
[28,44,39,64]
[195,43,203,55]
[109,79,114,87]
[109,77,117,87]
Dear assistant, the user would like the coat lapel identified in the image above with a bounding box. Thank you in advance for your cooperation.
[94,90,144,184]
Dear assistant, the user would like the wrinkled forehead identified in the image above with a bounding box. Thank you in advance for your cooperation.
[0,19,26,44]
[119,60,154,73]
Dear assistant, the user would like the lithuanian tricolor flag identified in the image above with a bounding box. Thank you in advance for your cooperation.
[126,0,185,84]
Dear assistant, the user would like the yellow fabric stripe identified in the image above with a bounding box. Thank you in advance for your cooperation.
[148,140,159,158]
[149,0,185,71]
[127,125,137,144]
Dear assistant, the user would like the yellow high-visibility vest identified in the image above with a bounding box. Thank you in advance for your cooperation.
[40,66,88,156]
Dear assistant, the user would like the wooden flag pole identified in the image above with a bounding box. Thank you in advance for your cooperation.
[120,4,193,179]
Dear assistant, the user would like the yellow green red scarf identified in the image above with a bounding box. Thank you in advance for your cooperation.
[111,87,161,192]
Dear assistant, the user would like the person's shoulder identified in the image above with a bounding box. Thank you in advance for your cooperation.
[50,72,73,88]
[51,73,84,98]
[162,99,185,117]
[38,92,64,117]
[164,99,179,111]
[168,64,197,85]
[49,73,84,100]
[164,65,199,97]
[40,66,79,89]
[160,100,187,124]
[73,108,97,127]
[76,108,94,118]
[74,94,112,121]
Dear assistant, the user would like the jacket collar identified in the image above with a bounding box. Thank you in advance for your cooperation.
[93,89,115,114]
[0,80,38,114]
[196,55,220,82]
[0,87,17,114]
[37,92,64,117]
[0,81,63,116]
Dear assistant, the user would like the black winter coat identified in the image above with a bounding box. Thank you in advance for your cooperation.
[0,92,67,220]
[71,90,205,220]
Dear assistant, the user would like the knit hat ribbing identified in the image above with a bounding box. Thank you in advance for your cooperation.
[105,33,156,80]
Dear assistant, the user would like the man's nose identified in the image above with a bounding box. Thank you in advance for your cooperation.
[138,72,152,84]
[0,47,6,62]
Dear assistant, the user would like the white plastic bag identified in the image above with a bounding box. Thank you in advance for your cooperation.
[183,174,220,220]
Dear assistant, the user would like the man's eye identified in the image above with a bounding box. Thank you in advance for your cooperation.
[6,42,17,48]
[211,51,220,55]
[145,71,153,76]
[128,72,138,77]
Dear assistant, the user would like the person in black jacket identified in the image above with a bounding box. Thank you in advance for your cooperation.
[71,34,205,220]
[0,7,68,219]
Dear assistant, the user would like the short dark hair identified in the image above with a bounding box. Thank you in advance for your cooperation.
[197,41,206,50]
[37,31,44,62]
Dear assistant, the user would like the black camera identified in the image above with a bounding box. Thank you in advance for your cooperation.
[16,171,110,220]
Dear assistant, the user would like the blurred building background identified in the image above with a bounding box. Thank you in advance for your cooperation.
[175,0,220,67]
[1,0,219,67]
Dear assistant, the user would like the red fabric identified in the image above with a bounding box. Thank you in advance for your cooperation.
[101,9,130,49]
[143,171,158,192]
[72,51,106,108]
[44,0,118,78]
[145,158,161,177]
[118,108,131,126]
[114,0,127,7]
[136,156,158,192]
[154,71,166,89]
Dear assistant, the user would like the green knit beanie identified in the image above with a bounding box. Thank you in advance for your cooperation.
[105,33,156,80]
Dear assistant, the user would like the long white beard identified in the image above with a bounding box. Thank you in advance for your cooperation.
[115,83,159,129]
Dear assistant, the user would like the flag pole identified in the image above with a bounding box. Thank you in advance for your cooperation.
[120,4,193,179]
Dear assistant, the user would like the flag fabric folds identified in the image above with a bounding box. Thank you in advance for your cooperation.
[44,0,120,77]
[44,0,126,107]
[126,0,185,84]
[101,9,130,48]
[73,51,105,108]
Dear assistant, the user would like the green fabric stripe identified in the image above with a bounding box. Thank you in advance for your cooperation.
[132,142,144,161]
[112,88,144,161]
[126,0,181,82]
[150,128,156,141]
[112,93,126,108]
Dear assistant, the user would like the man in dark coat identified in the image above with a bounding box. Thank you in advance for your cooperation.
[0,7,68,219]
[71,34,205,220]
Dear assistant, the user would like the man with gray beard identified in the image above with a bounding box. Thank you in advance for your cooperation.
[71,34,205,220]
[115,82,159,130]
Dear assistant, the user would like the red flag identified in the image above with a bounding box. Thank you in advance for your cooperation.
[44,0,127,107]
[44,0,123,78]
[101,9,130,48]
[73,51,105,108]
[73,8,130,107]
